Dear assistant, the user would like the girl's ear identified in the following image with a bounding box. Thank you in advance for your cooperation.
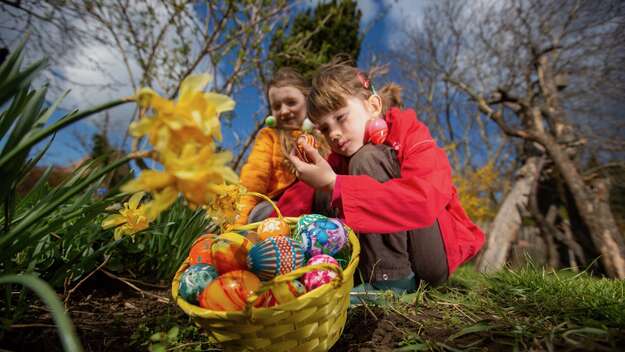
[366,94,383,116]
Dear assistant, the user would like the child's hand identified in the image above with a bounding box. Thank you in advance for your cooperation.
[288,142,336,192]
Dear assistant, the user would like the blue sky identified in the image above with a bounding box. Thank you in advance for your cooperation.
[23,0,426,167]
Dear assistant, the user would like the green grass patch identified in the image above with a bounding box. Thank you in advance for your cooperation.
[347,265,625,351]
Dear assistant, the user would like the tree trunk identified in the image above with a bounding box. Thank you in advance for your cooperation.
[540,135,625,278]
[476,156,541,273]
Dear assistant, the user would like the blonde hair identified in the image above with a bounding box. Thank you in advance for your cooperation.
[307,58,403,122]
[266,67,330,166]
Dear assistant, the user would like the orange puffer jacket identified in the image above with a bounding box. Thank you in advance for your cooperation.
[236,127,302,224]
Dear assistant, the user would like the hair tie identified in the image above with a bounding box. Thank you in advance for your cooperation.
[356,72,369,89]
[357,71,377,96]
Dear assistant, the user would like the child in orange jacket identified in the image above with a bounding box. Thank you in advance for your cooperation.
[236,68,326,224]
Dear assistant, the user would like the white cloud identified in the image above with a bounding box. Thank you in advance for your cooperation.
[381,0,426,48]
[1,1,209,140]
[357,0,381,26]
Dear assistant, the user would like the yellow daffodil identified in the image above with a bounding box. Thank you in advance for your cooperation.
[102,192,152,240]
[205,184,246,228]
[121,144,239,215]
[130,74,235,154]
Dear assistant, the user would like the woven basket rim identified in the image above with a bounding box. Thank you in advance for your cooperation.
[171,216,360,319]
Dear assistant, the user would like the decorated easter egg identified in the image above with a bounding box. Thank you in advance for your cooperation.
[188,233,217,265]
[295,218,347,257]
[257,217,290,241]
[254,279,306,308]
[247,236,306,281]
[295,133,318,163]
[211,232,253,274]
[364,118,388,144]
[198,270,261,311]
[178,264,219,304]
[294,214,327,238]
[302,254,339,291]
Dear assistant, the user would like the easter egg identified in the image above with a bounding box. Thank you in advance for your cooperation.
[247,236,306,281]
[188,233,217,265]
[254,279,306,308]
[364,118,388,144]
[294,218,347,257]
[178,264,219,304]
[257,217,290,241]
[302,254,339,291]
[294,214,327,238]
[295,133,318,163]
[211,232,253,274]
[198,270,261,311]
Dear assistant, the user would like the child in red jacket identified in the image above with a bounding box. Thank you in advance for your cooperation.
[278,60,485,294]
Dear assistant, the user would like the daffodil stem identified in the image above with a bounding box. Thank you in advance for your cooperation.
[1,156,132,248]
[0,98,133,169]
[0,274,83,352]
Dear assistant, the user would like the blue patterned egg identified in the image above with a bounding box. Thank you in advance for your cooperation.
[294,214,328,237]
[294,218,347,257]
[178,264,219,305]
[247,236,306,281]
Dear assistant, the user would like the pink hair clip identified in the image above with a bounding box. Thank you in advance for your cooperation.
[356,72,370,89]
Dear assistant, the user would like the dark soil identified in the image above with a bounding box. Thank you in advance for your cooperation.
[1,272,185,352]
[2,272,414,352]
[331,305,415,352]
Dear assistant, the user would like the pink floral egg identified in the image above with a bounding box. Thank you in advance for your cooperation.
[302,254,339,291]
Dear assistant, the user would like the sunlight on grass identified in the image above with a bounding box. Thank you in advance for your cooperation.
[348,265,625,351]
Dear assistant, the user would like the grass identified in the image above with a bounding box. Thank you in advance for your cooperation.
[351,265,625,351]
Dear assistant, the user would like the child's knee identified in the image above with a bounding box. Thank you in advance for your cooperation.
[348,144,400,180]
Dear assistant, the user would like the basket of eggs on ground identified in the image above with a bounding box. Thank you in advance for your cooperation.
[172,192,360,352]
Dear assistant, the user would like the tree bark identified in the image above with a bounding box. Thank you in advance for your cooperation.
[539,134,625,278]
[476,156,541,273]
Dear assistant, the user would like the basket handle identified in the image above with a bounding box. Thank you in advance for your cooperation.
[244,262,344,308]
[225,192,285,233]
[247,191,283,219]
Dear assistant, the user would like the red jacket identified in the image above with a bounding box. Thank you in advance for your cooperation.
[275,108,484,274]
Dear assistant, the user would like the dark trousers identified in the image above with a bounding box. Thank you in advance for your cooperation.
[314,144,448,287]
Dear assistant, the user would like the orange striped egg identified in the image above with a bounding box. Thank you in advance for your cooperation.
[211,232,253,274]
[198,270,261,311]
[188,233,217,265]
[296,134,317,163]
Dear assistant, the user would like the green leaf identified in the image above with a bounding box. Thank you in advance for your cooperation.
[0,274,83,352]
[395,343,429,351]
[448,321,494,341]
[167,326,180,341]
[150,332,164,342]
[148,343,166,352]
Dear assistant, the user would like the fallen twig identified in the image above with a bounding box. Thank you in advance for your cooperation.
[64,255,111,309]
[101,269,170,303]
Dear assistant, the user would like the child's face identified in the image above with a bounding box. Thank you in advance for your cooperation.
[268,86,307,129]
[315,96,380,157]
